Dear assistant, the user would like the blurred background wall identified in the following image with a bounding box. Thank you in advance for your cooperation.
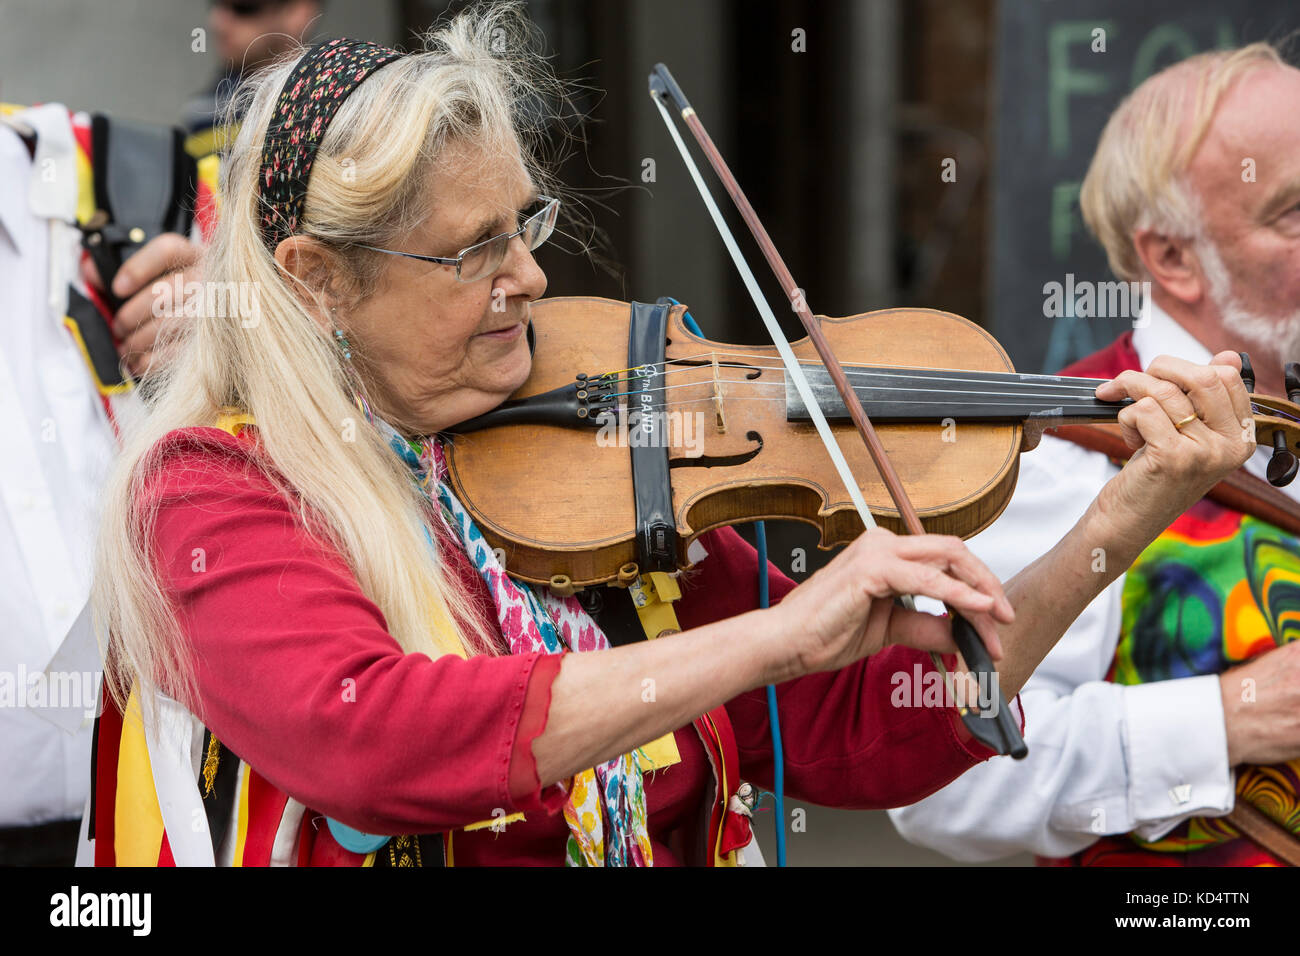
[4,0,1298,866]
[0,0,397,121]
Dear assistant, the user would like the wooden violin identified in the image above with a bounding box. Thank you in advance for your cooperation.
[454,61,1300,760]
[446,296,1300,590]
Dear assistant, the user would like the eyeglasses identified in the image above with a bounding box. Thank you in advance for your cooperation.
[358,196,560,283]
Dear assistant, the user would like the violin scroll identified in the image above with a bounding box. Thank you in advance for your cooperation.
[1238,352,1300,487]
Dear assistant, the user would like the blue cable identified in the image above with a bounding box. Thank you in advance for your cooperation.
[754,522,786,866]
[667,297,786,867]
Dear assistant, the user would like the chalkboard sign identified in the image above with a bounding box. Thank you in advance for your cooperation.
[990,0,1299,372]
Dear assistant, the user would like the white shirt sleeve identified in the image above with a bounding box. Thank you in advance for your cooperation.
[0,120,110,828]
[888,436,1235,861]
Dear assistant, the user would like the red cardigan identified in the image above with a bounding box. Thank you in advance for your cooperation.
[107,426,1000,865]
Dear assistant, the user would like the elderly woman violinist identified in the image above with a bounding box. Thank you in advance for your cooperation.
[88,6,1256,867]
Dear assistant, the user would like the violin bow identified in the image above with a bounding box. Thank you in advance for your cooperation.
[649,63,1026,759]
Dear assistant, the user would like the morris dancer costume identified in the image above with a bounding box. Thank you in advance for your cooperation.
[1049,333,1300,866]
[89,416,1006,866]
[87,38,1012,868]
[0,100,216,863]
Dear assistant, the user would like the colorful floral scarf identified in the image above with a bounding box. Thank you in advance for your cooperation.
[366,409,653,866]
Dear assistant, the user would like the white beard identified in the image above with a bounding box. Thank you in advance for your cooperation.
[1198,235,1300,361]
[1222,309,1300,364]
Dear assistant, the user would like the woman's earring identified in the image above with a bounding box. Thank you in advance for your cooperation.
[331,309,353,361]
[334,328,353,360]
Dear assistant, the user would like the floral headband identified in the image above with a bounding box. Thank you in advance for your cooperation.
[258,37,404,250]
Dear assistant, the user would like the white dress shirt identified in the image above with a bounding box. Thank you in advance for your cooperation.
[0,113,118,827]
[888,299,1291,861]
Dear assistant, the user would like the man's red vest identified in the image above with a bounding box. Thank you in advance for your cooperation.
[1043,333,1300,866]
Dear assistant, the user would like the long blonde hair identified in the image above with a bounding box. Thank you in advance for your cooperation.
[94,2,566,715]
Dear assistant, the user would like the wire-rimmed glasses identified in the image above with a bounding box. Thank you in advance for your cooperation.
[358,195,560,282]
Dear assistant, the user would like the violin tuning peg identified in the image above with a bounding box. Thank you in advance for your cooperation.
[1268,430,1299,487]
[1239,352,1255,393]
[1286,363,1300,405]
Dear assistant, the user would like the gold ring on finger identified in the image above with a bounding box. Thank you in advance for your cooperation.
[1173,413,1199,431]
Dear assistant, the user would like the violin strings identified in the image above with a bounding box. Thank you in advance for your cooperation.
[596,350,1115,391]
[607,393,1287,422]
[1258,403,1300,425]
[601,358,1112,393]
[602,366,1116,401]
[586,354,1286,424]
[595,381,1283,424]
[599,381,1120,407]
[646,394,1124,413]
[597,370,1122,405]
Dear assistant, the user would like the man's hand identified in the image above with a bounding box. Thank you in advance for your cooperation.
[1092,351,1254,552]
[81,232,201,377]
[1221,640,1300,766]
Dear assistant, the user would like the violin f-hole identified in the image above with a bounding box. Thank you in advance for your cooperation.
[669,430,764,469]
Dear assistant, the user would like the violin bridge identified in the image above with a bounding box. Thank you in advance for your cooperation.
[711,353,727,433]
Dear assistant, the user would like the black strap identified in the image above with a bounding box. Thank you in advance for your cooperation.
[66,286,125,391]
[1053,423,1300,537]
[372,833,445,867]
[197,731,241,858]
[576,584,646,647]
[0,818,81,866]
[84,114,197,310]
[627,301,677,572]
[87,709,102,836]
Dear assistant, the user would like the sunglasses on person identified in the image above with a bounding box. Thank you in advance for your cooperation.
[357,196,560,283]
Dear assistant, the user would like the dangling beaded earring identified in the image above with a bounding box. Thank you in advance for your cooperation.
[331,308,352,360]
[334,328,353,360]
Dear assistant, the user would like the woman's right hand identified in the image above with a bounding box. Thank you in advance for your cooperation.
[765,527,1015,679]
